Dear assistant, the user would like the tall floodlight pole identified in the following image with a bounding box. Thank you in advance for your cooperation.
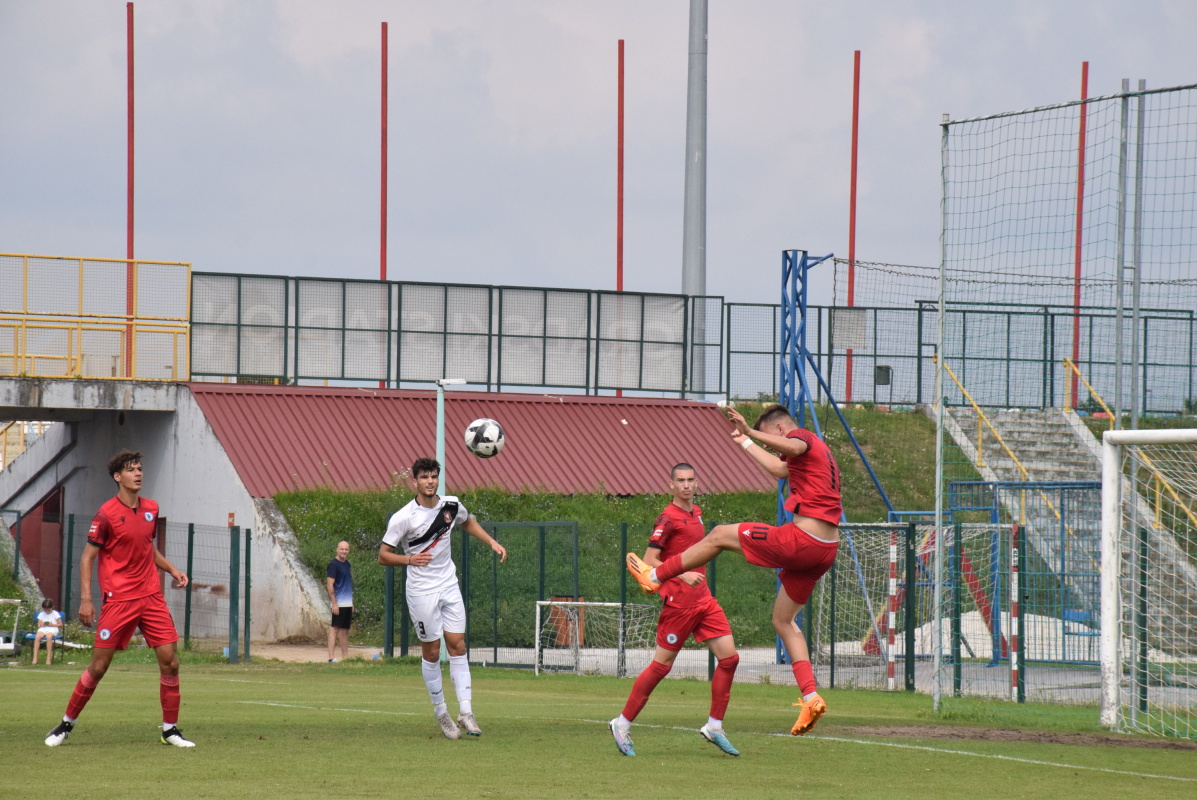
[681,0,707,398]
[435,379,466,492]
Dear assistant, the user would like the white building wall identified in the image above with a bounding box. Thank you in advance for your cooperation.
[1,381,328,642]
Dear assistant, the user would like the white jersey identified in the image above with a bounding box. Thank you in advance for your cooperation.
[381,495,470,597]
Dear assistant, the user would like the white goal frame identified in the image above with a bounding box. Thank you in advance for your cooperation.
[534,600,654,677]
[1100,427,1197,731]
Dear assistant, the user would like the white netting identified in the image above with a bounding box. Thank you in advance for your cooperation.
[534,601,657,678]
[1102,431,1197,738]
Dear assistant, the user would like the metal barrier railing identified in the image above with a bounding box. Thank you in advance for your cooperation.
[0,253,191,381]
[1062,357,1116,429]
[939,355,1099,573]
[1063,357,1197,530]
[0,315,189,380]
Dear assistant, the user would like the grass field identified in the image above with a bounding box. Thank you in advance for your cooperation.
[4,651,1196,799]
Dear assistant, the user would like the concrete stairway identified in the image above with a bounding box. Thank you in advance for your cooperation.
[943,407,1197,656]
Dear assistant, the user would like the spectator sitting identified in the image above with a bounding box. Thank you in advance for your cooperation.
[32,599,63,666]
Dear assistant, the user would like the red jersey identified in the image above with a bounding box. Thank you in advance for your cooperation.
[647,502,711,607]
[781,429,843,525]
[87,496,162,602]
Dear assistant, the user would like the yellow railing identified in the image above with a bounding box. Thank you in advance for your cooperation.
[1,421,50,470]
[1059,358,1197,529]
[1062,357,1115,429]
[935,355,1102,572]
[934,354,1029,480]
[0,252,190,381]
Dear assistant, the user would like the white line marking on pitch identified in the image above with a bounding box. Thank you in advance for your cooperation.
[237,701,419,716]
[241,703,1197,783]
[804,734,1197,783]
[581,719,1195,783]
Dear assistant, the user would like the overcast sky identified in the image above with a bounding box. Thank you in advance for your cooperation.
[2,1,1195,306]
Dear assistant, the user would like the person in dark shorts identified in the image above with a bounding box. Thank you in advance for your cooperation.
[44,450,194,748]
[327,541,353,662]
[628,403,842,736]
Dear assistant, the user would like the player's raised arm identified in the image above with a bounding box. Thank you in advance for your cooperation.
[727,407,807,459]
[733,429,790,479]
[463,517,506,562]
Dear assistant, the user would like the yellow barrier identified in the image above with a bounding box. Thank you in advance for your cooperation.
[0,253,190,381]
[1058,358,1197,529]
[935,355,1100,571]
[1062,357,1115,429]
[1,421,50,470]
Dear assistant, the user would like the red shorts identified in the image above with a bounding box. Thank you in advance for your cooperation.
[738,522,838,605]
[656,596,732,651]
[94,592,179,650]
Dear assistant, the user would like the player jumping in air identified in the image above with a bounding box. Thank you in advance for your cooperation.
[378,458,507,740]
[628,404,841,735]
[45,450,194,747]
[609,463,740,758]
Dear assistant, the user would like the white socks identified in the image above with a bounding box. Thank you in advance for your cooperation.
[706,717,722,731]
[422,659,447,716]
[426,655,474,716]
[649,568,659,583]
[802,691,818,702]
[614,715,631,730]
[449,654,472,715]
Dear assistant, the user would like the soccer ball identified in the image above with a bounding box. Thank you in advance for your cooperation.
[464,418,505,458]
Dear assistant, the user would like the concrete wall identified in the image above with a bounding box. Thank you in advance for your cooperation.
[0,381,328,642]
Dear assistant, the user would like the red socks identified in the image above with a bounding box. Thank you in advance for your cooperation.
[654,555,685,584]
[621,659,672,722]
[65,668,101,720]
[710,653,739,720]
[792,660,817,696]
[160,674,181,725]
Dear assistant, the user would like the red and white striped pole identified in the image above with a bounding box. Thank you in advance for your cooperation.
[1010,524,1021,701]
[888,527,898,690]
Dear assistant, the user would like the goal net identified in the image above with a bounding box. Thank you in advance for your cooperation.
[534,601,657,678]
[1101,428,1197,738]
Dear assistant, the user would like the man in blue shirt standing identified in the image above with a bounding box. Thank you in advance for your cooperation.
[326,541,353,662]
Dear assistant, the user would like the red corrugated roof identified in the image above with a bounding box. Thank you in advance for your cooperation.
[187,384,775,497]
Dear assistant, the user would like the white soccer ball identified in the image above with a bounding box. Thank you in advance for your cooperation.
[464,418,505,458]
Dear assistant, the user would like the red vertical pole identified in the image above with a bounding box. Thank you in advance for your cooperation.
[125,2,135,378]
[1071,62,1089,407]
[845,50,861,403]
[617,39,625,294]
[380,21,388,283]
[379,21,388,389]
[616,39,625,398]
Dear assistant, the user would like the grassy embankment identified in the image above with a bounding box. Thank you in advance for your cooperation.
[276,404,944,647]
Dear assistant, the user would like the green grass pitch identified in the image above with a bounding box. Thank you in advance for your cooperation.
[4,654,1196,799]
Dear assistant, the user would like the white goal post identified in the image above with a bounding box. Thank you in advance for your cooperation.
[1100,428,1197,736]
[534,600,657,678]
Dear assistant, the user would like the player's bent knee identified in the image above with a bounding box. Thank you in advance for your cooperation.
[717,653,739,671]
[708,524,740,546]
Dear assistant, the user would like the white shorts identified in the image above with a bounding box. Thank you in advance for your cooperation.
[37,627,59,637]
[406,584,465,642]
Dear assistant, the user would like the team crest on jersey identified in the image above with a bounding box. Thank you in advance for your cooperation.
[144,511,154,522]
[99,629,111,641]
[666,633,678,645]
[443,510,453,524]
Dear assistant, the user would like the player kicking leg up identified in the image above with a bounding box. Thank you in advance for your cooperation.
[611,464,740,757]
[628,405,842,735]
